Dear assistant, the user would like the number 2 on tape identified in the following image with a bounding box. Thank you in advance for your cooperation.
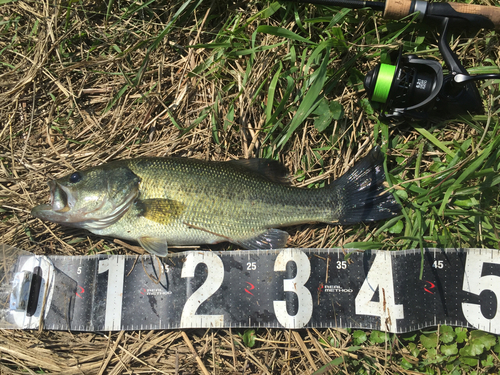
[180,252,224,328]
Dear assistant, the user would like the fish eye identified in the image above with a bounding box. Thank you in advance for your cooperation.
[69,172,82,183]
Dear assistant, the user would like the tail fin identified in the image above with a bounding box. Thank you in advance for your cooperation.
[331,147,401,225]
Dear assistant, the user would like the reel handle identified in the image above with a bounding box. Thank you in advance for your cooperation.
[454,73,500,84]
[384,0,500,30]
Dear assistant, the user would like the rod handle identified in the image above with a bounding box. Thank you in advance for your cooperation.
[384,0,500,30]
[383,0,412,19]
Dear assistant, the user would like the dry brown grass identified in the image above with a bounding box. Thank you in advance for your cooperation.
[1,327,416,374]
[1,0,499,373]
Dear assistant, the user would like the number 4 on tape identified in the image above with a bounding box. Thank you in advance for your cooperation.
[355,251,404,332]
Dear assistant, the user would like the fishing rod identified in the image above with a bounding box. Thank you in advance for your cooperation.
[297,0,500,31]
[295,0,500,121]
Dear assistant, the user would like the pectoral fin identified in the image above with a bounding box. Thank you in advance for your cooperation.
[236,229,289,250]
[138,198,185,225]
[138,236,169,257]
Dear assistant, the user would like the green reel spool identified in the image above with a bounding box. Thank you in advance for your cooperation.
[370,63,396,103]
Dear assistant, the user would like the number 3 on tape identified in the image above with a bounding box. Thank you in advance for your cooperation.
[273,249,313,329]
[355,252,404,332]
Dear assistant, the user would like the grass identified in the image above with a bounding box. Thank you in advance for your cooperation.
[0,0,499,373]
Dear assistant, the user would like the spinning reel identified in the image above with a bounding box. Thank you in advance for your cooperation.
[363,17,500,121]
[296,0,500,121]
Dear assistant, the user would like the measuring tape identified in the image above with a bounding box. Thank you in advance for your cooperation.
[2,247,499,334]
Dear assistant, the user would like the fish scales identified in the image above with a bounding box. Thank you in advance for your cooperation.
[129,157,332,229]
[31,147,401,256]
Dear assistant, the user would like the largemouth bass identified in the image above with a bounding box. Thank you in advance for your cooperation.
[31,147,400,256]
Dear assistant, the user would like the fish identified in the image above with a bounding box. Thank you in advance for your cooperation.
[31,147,401,256]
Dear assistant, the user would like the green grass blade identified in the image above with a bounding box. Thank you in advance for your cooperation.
[327,7,352,27]
[105,0,115,24]
[277,43,332,149]
[102,84,129,114]
[266,63,282,125]
[256,25,316,45]
[412,125,456,158]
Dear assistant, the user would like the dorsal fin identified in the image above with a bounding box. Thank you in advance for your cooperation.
[227,159,290,184]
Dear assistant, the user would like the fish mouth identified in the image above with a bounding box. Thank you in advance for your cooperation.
[48,181,75,213]
[31,180,138,229]
[31,181,81,224]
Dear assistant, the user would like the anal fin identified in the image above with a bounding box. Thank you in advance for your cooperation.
[236,229,289,250]
[183,222,289,250]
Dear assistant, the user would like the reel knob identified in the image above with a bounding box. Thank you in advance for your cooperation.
[453,73,500,84]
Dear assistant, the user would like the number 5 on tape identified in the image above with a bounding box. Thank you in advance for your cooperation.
[462,249,500,332]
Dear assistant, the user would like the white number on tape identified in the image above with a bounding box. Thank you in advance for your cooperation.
[180,252,224,328]
[462,249,500,332]
[355,252,404,331]
[98,256,126,331]
[273,249,313,328]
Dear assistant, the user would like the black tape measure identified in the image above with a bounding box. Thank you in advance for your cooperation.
[3,248,499,334]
